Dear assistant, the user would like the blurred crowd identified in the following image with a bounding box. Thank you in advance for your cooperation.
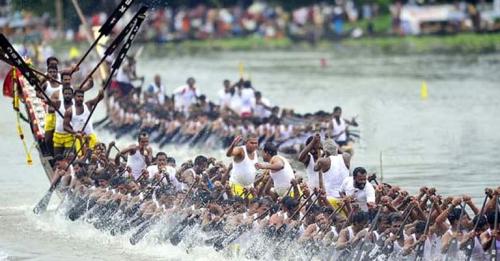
[3,0,500,50]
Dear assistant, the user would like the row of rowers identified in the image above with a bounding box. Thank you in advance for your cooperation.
[51,129,500,259]
[119,132,371,211]
[36,56,102,156]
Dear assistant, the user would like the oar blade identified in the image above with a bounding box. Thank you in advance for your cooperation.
[33,190,53,215]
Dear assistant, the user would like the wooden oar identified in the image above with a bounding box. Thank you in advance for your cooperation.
[77,7,148,90]
[0,53,61,84]
[0,34,64,118]
[380,204,415,256]
[488,197,499,261]
[414,201,435,261]
[289,191,316,220]
[465,193,490,261]
[351,206,383,261]
[70,0,136,75]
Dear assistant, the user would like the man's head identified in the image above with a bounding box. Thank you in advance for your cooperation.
[138,132,149,148]
[167,157,176,167]
[154,74,161,86]
[194,155,208,174]
[388,213,403,233]
[156,152,167,168]
[333,106,342,118]
[447,207,463,226]
[414,220,427,237]
[378,214,391,233]
[255,91,262,100]
[352,211,369,230]
[74,89,84,106]
[62,86,73,102]
[262,142,278,162]
[187,77,195,87]
[73,161,87,178]
[46,56,59,68]
[223,79,230,91]
[245,134,259,154]
[353,167,368,190]
[47,65,58,79]
[61,71,72,88]
[322,139,338,156]
[472,215,488,234]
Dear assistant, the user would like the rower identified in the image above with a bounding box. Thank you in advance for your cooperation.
[217,79,232,110]
[226,135,259,198]
[115,57,140,96]
[336,210,369,250]
[298,133,323,190]
[254,91,272,120]
[403,221,432,258]
[315,139,350,210]
[147,152,185,193]
[46,56,61,81]
[52,84,75,156]
[179,155,209,187]
[174,77,199,116]
[118,132,153,181]
[41,65,61,100]
[63,88,103,155]
[330,106,357,150]
[41,65,62,155]
[340,167,376,212]
[256,142,295,197]
[145,74,166,105]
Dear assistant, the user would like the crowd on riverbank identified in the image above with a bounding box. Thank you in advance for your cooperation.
[4,0,500,49]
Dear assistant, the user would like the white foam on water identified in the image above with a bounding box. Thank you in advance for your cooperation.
[25,206,231,260]
[0,249,9,261]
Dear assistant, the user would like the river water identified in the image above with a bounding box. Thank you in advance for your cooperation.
[0,50,499,260]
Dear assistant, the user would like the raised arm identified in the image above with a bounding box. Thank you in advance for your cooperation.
[298,133,320,164]
[226,135,242,158]
[85,89,104,109]
[80,77,94,92]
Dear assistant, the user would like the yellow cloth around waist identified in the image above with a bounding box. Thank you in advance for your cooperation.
[327,197,347,218]
[274,186,301,198]
[75,133,98,155]
[53,132,74,148]
[230,182,254,200]
[44,113,56,132]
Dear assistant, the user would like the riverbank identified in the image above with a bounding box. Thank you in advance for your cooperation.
[52,33,500,56]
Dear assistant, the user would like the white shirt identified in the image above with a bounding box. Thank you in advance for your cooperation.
[116,66,130,83]
[147,82,166,105]
[174,85,198,113]
[239,88,255,115]
[254,97,272,119]
[146,165,185,191]
[340,177,375,212]
[218,89,232,108]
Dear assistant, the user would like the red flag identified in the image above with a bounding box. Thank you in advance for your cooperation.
[3,67,20,98]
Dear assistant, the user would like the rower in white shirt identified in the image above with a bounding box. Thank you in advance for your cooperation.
[255,142,296,197]
[146,152,184,191]
[340,167,376,212]
[174,77,199,115]
[146,74,166,105]
[217,79,233,109]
